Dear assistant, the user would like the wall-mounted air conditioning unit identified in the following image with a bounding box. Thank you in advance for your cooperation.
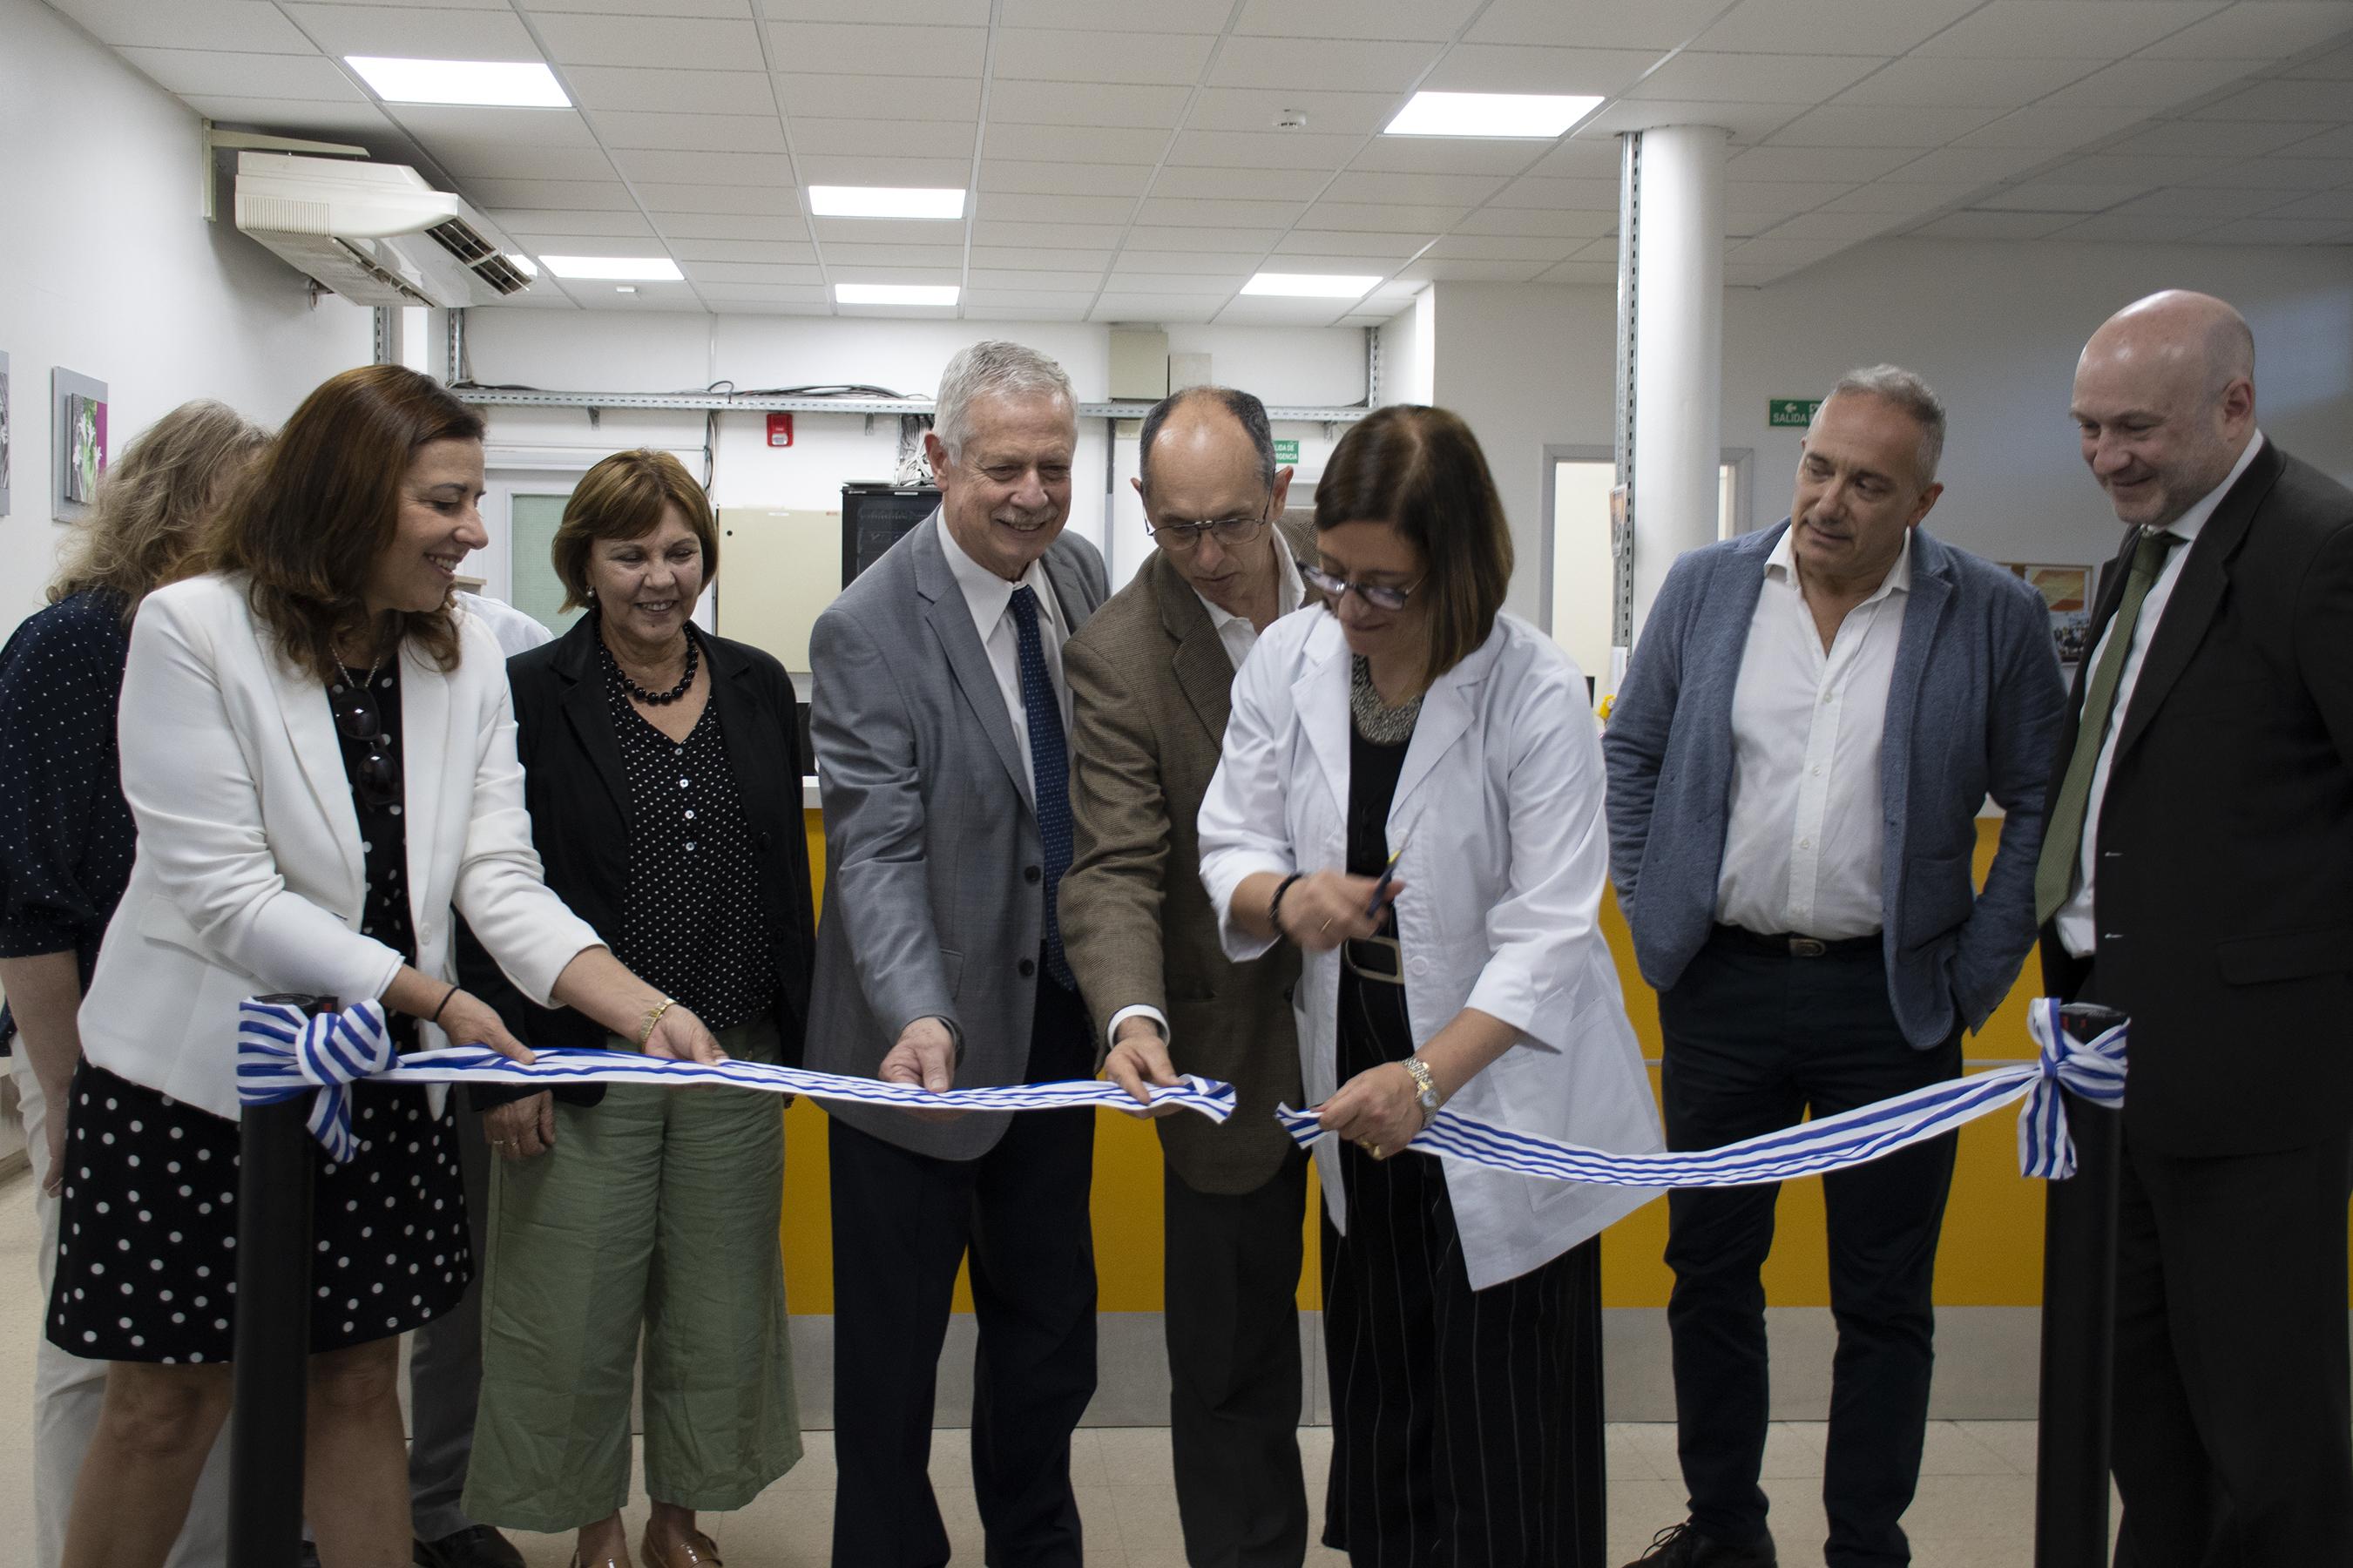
[233,152,534,308]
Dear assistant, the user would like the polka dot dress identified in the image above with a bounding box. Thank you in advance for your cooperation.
[44,659,468,1363]
[603,632,774,1029]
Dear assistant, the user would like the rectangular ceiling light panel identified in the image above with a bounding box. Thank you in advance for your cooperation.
[538,255,684,280]
[836,282,961,305]
[1384,91,1604,139]
[346,56,571,109]
[808,186,968,220]
[1241,272,1380,298]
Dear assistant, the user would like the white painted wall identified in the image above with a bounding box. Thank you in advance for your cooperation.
[0,0,373,631]
[1426,236,2353,632]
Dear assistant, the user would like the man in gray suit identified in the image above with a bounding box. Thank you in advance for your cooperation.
[1605,368,2066,1568]
[808,339,1110,1568]
[1060,386,1310,1567]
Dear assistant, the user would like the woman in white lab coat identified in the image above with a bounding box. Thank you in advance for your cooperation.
[1199,404,1661,1565]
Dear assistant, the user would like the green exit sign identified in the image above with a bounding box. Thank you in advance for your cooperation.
[1273,438,1300,463]
[1769,398,1822,428]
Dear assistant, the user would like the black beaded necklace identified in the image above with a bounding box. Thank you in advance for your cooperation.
[601,623,699,706]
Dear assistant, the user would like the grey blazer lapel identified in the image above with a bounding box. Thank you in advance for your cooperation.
[910,515,1033,808]
[1040,538,1099,628]
[1878,528,1956,871]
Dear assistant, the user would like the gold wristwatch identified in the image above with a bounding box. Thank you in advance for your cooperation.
[1402,1057,1441,1125]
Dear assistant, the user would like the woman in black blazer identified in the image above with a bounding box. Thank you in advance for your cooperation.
[459,450,815,1568]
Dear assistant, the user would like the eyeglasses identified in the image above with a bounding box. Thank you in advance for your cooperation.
[1302,564,1421,612]
[1146,499,1272,553]
[330,679,402,810]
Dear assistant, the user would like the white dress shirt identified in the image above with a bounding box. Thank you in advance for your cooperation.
[2057,431,2265,958]
[1194,540,1305,672]
[936,511,1072,801]
[1714,528,1912,940]
[1108,542,1306,1050]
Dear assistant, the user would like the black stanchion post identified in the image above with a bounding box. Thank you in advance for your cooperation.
[2033,1003,2128,1568]
[1570,1233,1608,1568]
[227,992,328,1568]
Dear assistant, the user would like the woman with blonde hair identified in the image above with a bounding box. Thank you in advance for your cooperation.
[49,367,726,1568]
[461,448,813,1568]
[0,398,267,1568]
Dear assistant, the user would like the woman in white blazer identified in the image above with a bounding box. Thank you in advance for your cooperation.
[53,366,725,1568]
[1199,406,1662,1566]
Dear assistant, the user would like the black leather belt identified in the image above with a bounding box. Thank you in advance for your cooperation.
[1711,923,1880,959]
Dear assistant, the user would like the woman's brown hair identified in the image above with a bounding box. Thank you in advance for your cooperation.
[1313,404,1515,685]
[550,449,719,612]
[50,400,270,624]
[206,364,484,681]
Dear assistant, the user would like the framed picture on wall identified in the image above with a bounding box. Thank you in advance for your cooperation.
[2005,562,2099,666]
[52,367,108,524]
[0,349,12,517]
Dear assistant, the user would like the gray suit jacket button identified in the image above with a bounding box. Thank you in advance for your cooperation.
[1018,957,1037,977]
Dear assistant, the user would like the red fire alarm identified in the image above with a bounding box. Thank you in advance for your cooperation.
[766,413,794,448]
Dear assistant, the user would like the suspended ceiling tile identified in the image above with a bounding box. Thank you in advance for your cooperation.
[1092,294,1224,321]
[1151,166,1332,202]
[982,123,1170,166]
[1724,179,1856,208]
[1184,88,1407,138]
[785,118,969,159]
[533,1,755,13]
[181,95,402,136]
[399,105,601,146]
[652,212,811,239]
[2191,77,2353,121]
[1465,0,1730,50]
[1973,180,2152,213]
[1728,145,1922,182]
[992,29,1220,85]
[1297,200,1474,230]
[1420,44,1660,96]
[1884,145,2055,183]
[759,0,984,19]
[488,206,658,236]
[2108,118,2335,158]
[114,47,369,100]
[1323,170,1507,206]
[612,148,797,186]
[806,215,963,244]
[53,0,316,53]
[1134,195,1312,226]
[680,260,826,283]
[989,82,1193,129]
[667,237,820,262]
[436,145,619,181]
[1167,130,1362,171]
[2280,124,2353,157]
[964,269,1115,291]
[1813,179,1984,213]
[280,3,541,58]
[1910,209,2082,239]
[2041,56,2280,109]
[970,219,1132,247]
[2107,184,2308,220]
[2278,41,2353,78]
[1450,206,1614,238]
[2047,211,2219,243]
[974,192,1140,225]
[828,263,962,282]
[463,177,639,210]
[1574,98,1800,142]
[1389,258,1549,281]
[2175,155,2353,190]
[769,72,977,119]
[1237,0,1483,44]
[1755,208,1911,240]
[1423,233,1580,261]
[1272,228,1439,256]
[1122,224,1288,250]
[997,0,1232,29]
[587,111,786,153]
[1489,176,1619,209]
[531,13,764,70]
[696,281,834,302]
[1349,137,1546,176]
[2040,152,2241,186]
[1206,37,1444,92]
[1687,0,1983,57]
[1952,105,2152,150]
[977,159,1157,198]
[564,67,776,115]
[1914,2,2225,60]
[2222,213,2353,240]
[969,245,1112,269]
[1767,105,2002,149]
[794,153,971,185]
[1100,272,1249,294]
[2140,3,2353,60]
[959,288,1100,310]
[634,179,802,213]
[1834,56,2101,108]
[1629,51,1889,105]
[1112,248,1269,272]
[761,21,987,77]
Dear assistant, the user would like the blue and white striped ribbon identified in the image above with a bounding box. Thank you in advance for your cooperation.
[1276,998,2127,1186]
[236,997,1236,1156]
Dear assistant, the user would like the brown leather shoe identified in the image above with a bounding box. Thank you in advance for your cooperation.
[567,1552,630,1568]
[639,1528,722,1568]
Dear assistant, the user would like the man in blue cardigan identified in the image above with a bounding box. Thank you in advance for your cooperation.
[1605,367,2066,1568]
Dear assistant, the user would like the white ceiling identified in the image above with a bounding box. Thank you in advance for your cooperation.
[45,0,2353,324]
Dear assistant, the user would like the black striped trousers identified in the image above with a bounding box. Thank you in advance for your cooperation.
[1321,971,1600,1567]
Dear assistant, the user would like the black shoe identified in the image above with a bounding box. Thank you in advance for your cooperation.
[415,1524,529,1568]
[298,1545,322,1568]
[1622,1521,1778,1568]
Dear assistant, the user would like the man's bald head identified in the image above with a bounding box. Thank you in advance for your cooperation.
[2071,290,2259,530]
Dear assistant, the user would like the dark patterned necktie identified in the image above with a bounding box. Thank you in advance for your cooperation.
[2032,527,2185,927]
[1009,585,1076,990]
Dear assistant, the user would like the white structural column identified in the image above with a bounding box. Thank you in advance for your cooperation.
[1625,124,1729,637]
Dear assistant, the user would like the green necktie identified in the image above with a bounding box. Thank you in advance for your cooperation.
[2033,528,2185,927]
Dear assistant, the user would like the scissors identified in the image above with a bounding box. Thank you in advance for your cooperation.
[1365,835,1409,919]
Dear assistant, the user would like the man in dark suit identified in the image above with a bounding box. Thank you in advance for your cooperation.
[807,340,1111,1567]
[1060,386,1310,1567]
[2044,289,2353,1564]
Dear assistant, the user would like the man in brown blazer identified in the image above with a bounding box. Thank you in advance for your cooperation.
[1061,386,1312,1568]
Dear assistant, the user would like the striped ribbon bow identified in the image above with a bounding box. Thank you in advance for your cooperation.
[1276,997,2129,1189]
[237,997,1238,1156]
[234,997,398,1163]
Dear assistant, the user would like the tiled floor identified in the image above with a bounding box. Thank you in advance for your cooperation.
[0,1167,2049,1566]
